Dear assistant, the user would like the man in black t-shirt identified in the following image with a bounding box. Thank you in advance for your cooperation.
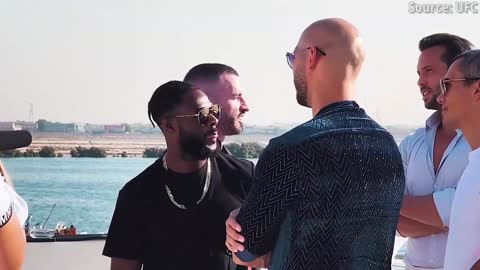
[102,81,254,270]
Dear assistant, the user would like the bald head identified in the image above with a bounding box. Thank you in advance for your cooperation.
[291,18,365,113]
[300,18,365,78]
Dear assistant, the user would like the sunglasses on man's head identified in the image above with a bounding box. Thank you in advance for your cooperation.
[440,77,480,95]
[172,104,221,126]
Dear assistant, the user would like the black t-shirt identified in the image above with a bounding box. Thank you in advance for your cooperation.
[102,151,254,270]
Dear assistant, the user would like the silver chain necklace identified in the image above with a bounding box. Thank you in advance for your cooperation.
[162,153,211,210]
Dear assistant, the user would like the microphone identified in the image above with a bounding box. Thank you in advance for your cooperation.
[0,130,33,151]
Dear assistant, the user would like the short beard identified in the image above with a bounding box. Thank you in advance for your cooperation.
[294,76,308,107]
[179,130,218,160]
[425,92,442,110]
[219,116,244,136]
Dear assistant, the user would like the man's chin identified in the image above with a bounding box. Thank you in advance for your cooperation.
[221,124,244,136]
[206,142,217,150]
[424,100,441,111]
[200,144,219,158]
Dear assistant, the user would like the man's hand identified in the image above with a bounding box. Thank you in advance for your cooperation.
[232,252,271,268]
[225,208,245,252]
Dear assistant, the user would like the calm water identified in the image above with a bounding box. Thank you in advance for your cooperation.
[3,157,158,233]
[2,157,406,260]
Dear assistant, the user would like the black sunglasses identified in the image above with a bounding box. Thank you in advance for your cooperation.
[440,77,480,95]
[286,47,327,69]
[172,104,221,126]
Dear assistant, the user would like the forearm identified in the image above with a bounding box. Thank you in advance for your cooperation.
[397,215,445,238]
[400,195,444,227]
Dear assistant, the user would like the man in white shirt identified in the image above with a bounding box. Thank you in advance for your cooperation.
[0,130,32,270]
[437,49,480,270]
[397,33,473,269]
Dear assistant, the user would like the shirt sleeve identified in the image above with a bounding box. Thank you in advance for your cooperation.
[0,180,14,228]
[444,179,480,269]
[0,176,29,227]
[433,188,455,227]
[398,136,411,195]
[235,141,305,261]
[102,190,142,261]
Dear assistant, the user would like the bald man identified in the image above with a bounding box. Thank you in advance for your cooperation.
[224,18,405,269]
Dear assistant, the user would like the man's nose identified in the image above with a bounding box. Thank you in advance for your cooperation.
[417,75,426,88]
[206,113,219,126]
[240,97,250,112]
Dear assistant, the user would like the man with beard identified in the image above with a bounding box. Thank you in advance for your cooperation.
[184,63,250,153]
[225,18,405,269]
[396,33,473,270]
[103,81,254,270]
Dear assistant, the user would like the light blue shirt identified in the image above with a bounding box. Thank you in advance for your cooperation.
[399,111,471,269]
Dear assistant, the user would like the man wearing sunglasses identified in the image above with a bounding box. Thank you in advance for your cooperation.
[436,50,480,270]
[103,81,254,270]
[396,33,473,270]
[225,18,405,269]
[184,63,249,153]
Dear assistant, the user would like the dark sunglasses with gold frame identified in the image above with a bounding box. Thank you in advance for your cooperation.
[169,104,221,126]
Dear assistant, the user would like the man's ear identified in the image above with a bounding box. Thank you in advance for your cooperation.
[160,118,176,134]
[307,47,319,71]
[474,80,480,102]
[307,47,323,70]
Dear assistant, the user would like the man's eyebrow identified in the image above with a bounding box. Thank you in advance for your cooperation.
[422,65,433,71]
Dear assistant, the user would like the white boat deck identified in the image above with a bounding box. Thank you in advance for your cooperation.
[24,240,109,270]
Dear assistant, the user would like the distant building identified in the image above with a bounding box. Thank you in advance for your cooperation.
[85,124,105,134]
[75,123,85,133]
[0,122,21,131]
[44,122,85,133]
[130,123,162,134]
[104,124,126,134]
[18,122,38,132]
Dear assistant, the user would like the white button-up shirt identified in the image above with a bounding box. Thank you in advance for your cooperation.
[444,147,480,270]
[399,111,471,269]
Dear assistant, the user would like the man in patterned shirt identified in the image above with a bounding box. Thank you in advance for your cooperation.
[225,18,405,270]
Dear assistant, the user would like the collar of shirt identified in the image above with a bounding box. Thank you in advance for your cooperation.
[469,147,480,162]
[217,140,232,155]
[314,100,359,118]
[425,111,462,135]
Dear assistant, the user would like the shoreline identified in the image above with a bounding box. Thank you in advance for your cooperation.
[3,128,413,158]
[10,133,274,157]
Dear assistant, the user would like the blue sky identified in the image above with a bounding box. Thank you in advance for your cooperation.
[1,0,479,126]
